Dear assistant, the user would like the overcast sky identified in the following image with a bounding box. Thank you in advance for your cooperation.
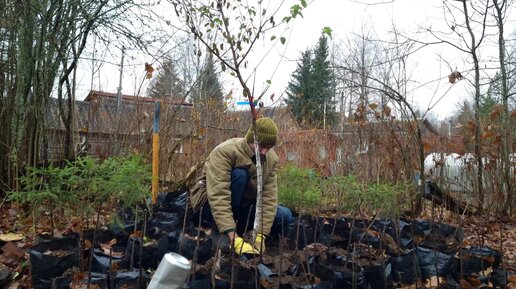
[75,0,515,120]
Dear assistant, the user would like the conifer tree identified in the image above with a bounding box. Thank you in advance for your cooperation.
[192,53,224,110]
[312,34,336,127]
[286,34,336,128]
[147,58,184,99]
[285,49,312,126]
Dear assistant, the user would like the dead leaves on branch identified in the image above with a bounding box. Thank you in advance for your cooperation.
[352,103,393,124]
[145,63,154,79]
[448,70,463,84]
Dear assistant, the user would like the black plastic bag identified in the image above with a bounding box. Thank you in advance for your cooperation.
[416,246,458,278]
[125,235,169,270]
[297,281,334,289]
[289,215,321,249]
[319,217,350,247]
[30,236,80,289]
[370,219,398,240]
[461,246,502,276]
[490,269,515,289]
[150,211,184,232]
[314,260,368,289]
[112,271,150,289]
[83,228,129,249]
[389,250,421,284]
[0,267,11,288]
[351,229,381,249]
[413,220,463,253]
[51,272,108,289]
[399,220,425,249]
[156,189,188,212]
[363,262,393,289]
[91,247,129,274]
[171,228,213,264]
[187,278,256,289]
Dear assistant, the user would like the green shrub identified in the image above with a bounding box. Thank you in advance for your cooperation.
[8,154,151,232]
[320,175,363,209]
[8,164,74,213]
[277,164,321,212]
[277,164,411,218]
[106,154,151,208]
[320,175,411,218]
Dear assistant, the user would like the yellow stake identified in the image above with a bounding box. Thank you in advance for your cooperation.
[152,133,159,204]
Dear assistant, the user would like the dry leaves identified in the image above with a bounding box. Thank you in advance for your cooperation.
[0,233,24,242]
[100,238,119,255]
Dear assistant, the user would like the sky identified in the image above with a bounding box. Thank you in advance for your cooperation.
[74,0,515,120]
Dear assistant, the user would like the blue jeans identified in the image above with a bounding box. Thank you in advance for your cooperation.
[200,168,293,237]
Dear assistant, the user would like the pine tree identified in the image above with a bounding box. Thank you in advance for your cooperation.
[147,58,184,99]
[285,34,336,128]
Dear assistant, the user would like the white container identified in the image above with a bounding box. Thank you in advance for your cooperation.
[147,253,191,289]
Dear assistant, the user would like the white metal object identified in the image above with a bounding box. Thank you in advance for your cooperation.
[147,253,191,289]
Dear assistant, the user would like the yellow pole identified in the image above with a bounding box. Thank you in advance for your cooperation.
[152,133,159,204]
[152,101,160,204]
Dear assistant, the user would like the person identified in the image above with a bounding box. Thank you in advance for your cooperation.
[189,117,294,255]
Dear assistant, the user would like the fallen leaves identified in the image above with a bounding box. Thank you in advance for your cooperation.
[424,276,444,288]
[0,233,24,242]
[0,242,25,267]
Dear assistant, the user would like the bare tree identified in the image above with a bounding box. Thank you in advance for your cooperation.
[334,21,451,216]
[492,0,515,213]
[424,0,492,211]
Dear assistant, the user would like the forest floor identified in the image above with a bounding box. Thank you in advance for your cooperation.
[0,199,514,289]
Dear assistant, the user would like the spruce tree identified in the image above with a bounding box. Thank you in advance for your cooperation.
[311,34,336,127]
[147,58,184,99]
[192,53,224,110]
[286,34,336,128]
[286,49,313,126]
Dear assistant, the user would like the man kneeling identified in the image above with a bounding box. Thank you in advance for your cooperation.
[189,118,294,255]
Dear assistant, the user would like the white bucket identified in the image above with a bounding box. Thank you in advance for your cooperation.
[147,252,191,289]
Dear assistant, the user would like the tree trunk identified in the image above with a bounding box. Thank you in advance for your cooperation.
[461,0,485,212]
[493,0,514,214]
[10,0,36,189]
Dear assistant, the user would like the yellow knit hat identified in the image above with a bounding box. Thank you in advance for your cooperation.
[245,118,278,147]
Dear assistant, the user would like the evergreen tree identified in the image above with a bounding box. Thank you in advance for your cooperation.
[285,34,336,128]
[192,53,224,109]
[147,58,184,99]
[285,49,312,126]
[311,34,336,127]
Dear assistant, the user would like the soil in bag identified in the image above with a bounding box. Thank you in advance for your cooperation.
[30,236,80,289]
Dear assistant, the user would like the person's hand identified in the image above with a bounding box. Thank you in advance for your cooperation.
[253,233,266,254]
[233,237,260,255]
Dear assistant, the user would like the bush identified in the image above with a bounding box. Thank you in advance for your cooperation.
[8,154,151,232]
[277,163,321,213]
[278,164,411,218]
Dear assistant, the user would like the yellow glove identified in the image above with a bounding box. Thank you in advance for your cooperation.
[233,237,260,255]
[253,233,266,254]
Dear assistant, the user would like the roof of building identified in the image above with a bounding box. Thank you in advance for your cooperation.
[84,90,192,106]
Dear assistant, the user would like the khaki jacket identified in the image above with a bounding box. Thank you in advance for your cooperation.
[189,138,279,235]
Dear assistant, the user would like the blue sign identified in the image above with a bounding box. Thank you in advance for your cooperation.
[236,101,257,106]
